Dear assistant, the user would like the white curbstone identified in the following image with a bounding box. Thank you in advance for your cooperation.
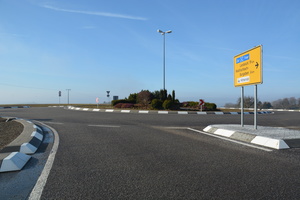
[203,126,212,132]
[251,136,290,149]
[214,129,235,137]
[31,131,43,141]
[197,112,207,114]
[121,110,130,113]
[158,111,168,114]
[0,152,31,172]
[139,111,149,114]
[20,143,38,154]
[215,112,224,115]
[178,111,188,114]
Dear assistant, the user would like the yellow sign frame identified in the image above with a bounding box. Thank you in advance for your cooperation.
[234,45,263,87]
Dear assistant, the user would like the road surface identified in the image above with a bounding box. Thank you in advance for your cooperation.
[1,107,300,199]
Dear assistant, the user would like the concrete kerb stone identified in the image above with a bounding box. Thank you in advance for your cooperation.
[65,106,274,115]
[0,106,30,109]
[0,118,44,172]
[203,124,300,150]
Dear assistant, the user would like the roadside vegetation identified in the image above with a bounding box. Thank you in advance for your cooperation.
[111,89,217,111]
[224,96,300,110]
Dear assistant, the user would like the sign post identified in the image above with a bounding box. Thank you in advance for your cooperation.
[234,45,263,129]
[96,97,99,108]
[58,91,61,106]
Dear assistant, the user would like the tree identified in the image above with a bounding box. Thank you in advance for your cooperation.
[127,93,137,103]
[272,97,299,109]
[152,90,160,99]
[160,89,168,101]
[237,96,255,108]
[289,97,297,109]
[172,90,175,102]
[137,90,153,106]
[261,102,272,109]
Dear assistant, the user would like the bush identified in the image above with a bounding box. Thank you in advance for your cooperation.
[181,101,199,108]
[111,99,135,106]
[188,101,199,107]
[163,99,173,110]
[151,99,163,110]
[121,103,134,109]
[114,103,135,109]
[204,102,217,111]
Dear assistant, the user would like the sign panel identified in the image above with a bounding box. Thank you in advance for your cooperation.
[199,99,205,106]
[234,45,262,87]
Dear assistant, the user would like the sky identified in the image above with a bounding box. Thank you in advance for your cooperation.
[0,0,300,106]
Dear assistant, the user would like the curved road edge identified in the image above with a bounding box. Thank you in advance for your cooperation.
[28,121,60,200]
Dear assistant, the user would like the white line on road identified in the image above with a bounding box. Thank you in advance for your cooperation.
[187,128,273,152]
[88,125,120,128]
[28,122,60,200]
[43,122,64,125]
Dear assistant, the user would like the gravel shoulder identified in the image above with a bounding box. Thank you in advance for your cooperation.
[0,118,24,151]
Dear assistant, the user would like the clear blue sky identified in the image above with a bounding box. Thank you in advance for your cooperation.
[1,0,299,106]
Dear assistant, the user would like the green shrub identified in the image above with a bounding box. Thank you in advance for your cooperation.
[188,101,199,107]
[204,102,217,111]
[163,99,173,110]
[151,99,163,110]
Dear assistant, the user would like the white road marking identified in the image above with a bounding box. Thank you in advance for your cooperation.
[187,128,273,152]
[28,122,60,200]
[43,122,64,125]
[160,126,190,129]
[88,125,120,128]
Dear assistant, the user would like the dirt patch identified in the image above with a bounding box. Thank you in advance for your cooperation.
[0,118,24,151]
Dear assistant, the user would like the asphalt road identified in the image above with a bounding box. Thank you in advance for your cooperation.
[1,107,300,199]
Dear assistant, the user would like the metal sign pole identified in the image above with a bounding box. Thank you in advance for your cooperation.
[254,85,257,129]
[241,86,244,127]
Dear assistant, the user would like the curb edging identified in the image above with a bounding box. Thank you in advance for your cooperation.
[66,106,274,115]
[0,106,30,109]
[203,125,291,150]
[0,118,44,172]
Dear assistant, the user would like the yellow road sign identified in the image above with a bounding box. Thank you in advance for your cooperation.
[234,45,262,87]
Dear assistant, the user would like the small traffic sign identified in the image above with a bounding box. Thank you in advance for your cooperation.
[199,99,205,106]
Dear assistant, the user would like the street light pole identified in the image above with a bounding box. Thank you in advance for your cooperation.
[157,29,172,91]
[66,89,71,104]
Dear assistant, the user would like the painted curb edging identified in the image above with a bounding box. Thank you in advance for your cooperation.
[0,118,44,172]
[0,152,31,172]
[203,125,290,150]
[0,106,30,109]
[66,106,274,115]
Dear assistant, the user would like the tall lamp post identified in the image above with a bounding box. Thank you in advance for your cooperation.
[157,29,172,91]
[66,89,71,104]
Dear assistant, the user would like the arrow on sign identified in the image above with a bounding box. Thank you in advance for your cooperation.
[199,99,205,106]
[255,62,259,69]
